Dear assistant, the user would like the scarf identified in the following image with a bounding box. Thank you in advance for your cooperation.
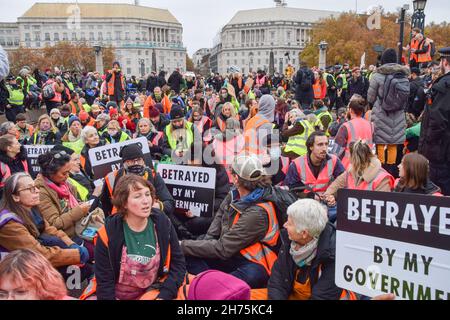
[44,177,79,209]
[68,130,81,142]
[290,238,319,268]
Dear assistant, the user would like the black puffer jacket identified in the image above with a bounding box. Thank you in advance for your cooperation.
[268,224,342,300]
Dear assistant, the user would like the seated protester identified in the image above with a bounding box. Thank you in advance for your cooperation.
[181,154,284,289]
[323,140,394,207]
[395,153,442,196]
[52,145,101,203]
[100,144,175,219]
[163,105,202,164]
[68,92,84,115]
[88,104,101,121]
[214,102,240,133]
[134,118,171,161]
[189,105,213,141]
[61,116,84,154]
[15,113,34,144]
[102,120,130,144]
[327,107,347,138]
[274,97,289,128]
[0,121,19,138]
[35,150,92,239]
[281,109,315,159]
[0,249,73,300]
[28,114,62,145]
[0,174,89,272]
[80,126,107,179]
[211,118,245,183]
[284,131,345,198]
[312,100,333,134]
[176,156,230,239]
[94,175,186,300]
[0,135,30,198]
[262,199,345,300]
[49,108,68,136]
[148,105,170,132]
[94,113,110,137]
[79,110,95,128]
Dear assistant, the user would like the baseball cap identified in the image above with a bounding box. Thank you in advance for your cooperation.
[95,113,110,123]
[231,153,265,181]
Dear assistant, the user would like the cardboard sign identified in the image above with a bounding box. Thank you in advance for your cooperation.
[335,189,450,300]
[157,164,216,218]
[88,137,151,179]
[24,145,55,177]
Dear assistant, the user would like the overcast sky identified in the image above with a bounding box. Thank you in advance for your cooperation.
[0,0,448,55]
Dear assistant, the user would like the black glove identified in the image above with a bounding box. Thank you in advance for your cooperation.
[177,225,196,240]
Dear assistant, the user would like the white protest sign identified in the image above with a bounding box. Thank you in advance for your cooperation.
[24,145,55,176]
[88,137,151,179]
[335,189,450,300]
[157,164,216,217]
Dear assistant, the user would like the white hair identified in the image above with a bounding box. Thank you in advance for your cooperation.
[287,199,328,238]
[80,126,97,144]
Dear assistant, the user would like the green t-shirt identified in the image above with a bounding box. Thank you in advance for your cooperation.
[123,219,157,264]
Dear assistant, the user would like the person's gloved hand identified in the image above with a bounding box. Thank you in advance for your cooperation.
[177,225,196,240]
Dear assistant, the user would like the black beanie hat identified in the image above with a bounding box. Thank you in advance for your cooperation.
[120,144,144,162]
[170,104,185,120]
[381,48,398,65]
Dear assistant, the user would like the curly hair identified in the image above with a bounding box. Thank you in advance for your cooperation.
[37,150,71,178]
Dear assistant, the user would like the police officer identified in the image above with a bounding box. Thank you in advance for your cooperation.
[418,47,450,196]
[5,75,25,122]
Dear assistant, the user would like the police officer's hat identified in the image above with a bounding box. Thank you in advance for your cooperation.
[438,47,450,60]
[6,75,15,81]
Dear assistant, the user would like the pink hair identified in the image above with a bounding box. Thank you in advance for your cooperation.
[0,249,67,300]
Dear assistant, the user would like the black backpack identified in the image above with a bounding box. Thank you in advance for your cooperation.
[266,186,298,226]
[378,72,410,113]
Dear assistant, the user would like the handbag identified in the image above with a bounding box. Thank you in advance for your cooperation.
[75,208,105,241]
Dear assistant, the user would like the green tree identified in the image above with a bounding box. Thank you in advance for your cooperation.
[186,54,195,71]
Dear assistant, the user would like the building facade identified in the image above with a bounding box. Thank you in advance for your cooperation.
[212,6,338,75]
[0,3,186,76]
[193,48,211,67]
[0,23,20,50]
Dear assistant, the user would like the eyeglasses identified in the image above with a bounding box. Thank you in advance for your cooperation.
[16,185,39,194]
[0,289,31,300]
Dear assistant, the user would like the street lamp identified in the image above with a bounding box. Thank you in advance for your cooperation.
[138,58,145,77]
[93,46,103,73]
[411,0,427,32]
[318,41,328,69]
[398,4,409,64]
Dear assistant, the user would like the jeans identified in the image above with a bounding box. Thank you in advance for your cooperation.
[186,255,269,289]
[328,206,337,223]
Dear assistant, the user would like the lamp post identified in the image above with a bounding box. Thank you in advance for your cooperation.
[411,0,427,33]
[398,4,409,64]
[93,46,103,74]
[318,41,328,69]
[151,49,157,72]
[138,58,145,77]
[269,49,275,75]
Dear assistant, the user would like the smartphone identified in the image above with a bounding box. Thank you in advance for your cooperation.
[87,199,95,206]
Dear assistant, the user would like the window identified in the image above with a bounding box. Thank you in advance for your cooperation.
[80,32,85,40]
[287,31,291,40]
[25,33,31,41]
[54,33,60,41]
[89,32,95,41]
[72,33,77,41]
[271,31,275,40]
[107,32,112,40]
[98,32,103,40]
[125,32,130,40]
[135,32,140,41]
[98,25,103,30]
[24,25,30,30]
[115,31,121,40]
[138,50,141,56]
[127,68,131,75]
[34,33,40,41]
[44,33,50,41]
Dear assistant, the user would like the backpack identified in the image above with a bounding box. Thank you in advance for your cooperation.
[42,83,55,100]
[299,70,313,91]
[266,186,298,226]
[378,72,410,113]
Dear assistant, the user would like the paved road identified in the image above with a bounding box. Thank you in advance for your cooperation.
[0,107,46,125]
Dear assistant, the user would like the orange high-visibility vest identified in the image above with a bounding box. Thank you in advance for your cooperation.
[312,82,322,99]
[212,135,245,183]
[293,154,338,194]
[151,131,164,146]
[346,168,394,191]
[232,202,280,275]
[79,226,172,300]
[341,117,373,169]
[49,82,62,103]
[244,114,270,155]
[107,72,125,96]
[69,100,84,115]
[417,39,432,63]
[0,161,29,188]
[410,38,420,62]
[281,156,290,176]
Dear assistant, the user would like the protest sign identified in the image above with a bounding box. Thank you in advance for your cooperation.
[157,164,216,218]
[88,137,151,179]
[335,189,450,300]
[24,145,54,176]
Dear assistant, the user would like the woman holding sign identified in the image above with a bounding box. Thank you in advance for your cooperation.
[93,175,186,300]
[80,126,107,179]
[134,118,171,161]
[0,134,30,199]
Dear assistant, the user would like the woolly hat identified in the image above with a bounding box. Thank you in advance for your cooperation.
[148,106,160,118]
[69,115,81,127]
[120,143,144,162]
[170,104,185,120]
[50,108,61,116]
[381,48,398,65]
[79,111,89,122]
[109,108,118,117]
